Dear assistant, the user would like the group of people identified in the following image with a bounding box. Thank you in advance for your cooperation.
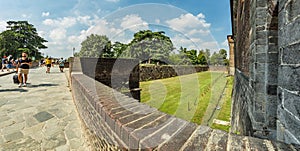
[41,57,65,73]
[1,52,66,88]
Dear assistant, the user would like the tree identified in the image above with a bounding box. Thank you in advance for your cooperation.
[112,41,127,58]
[77,34,112,58]
[126,30,174,64]
[185,49,198,65]
[204,49,211,65]
[0,21,47,59]
[197,50,208,65]
[210,49,229,66]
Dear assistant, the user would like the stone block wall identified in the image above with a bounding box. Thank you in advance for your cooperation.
[277,0,300,145]
[231,0,300,145]
[231,0,280,140]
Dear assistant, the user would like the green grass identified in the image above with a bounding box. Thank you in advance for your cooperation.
[210,76,234,132]
[211,123,231,132]
[140,71,229,124]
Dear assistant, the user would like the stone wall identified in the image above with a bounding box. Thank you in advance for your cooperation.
[79,58,140,100]
[231,0,300,145]
[277,0,300,145]
[139,65,209,81]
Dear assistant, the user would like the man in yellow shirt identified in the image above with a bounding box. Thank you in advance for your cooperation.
[45,57,52,73]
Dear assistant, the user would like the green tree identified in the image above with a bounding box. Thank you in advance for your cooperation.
[112,41,127,58]
[126,30,174,63]
[77,34,112,58]
[185,49,198,65]
[204,49,211,65]
[0,21,47,59]
[210,49,229,65]
[197,50,208,65]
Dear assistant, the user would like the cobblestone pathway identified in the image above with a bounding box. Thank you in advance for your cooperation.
[0,67,90,150]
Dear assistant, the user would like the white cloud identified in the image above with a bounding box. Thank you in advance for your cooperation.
[165,13,214,50]
[166,13,210,33]
[0,21,7,32]
[155,19,160,24]
[21,14,32,18]
[42,12,50,17]
[197,13,205,19]
[77,15,92,25]
[49,28,67,41]
[120,14,148,32]
[105,0,120,2]
[43,17,77,28]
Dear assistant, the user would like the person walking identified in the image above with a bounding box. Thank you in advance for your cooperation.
[45,57,52,73]
[16,52,32,87]
[58,57,65,72]
[1,56,7,72]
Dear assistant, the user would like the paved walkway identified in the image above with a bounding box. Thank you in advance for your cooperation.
[0,67,90,150]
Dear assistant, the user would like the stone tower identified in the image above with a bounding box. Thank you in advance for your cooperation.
[230,0,300,145]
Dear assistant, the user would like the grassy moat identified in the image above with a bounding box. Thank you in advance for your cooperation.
[140,71,233,132]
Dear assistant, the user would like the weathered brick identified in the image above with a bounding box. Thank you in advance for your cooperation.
[139,118,189,149]
[182,126,213,151]
[158,123,197,150]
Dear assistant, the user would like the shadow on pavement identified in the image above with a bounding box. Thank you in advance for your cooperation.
[29,83,59,88]
[0,88,28,92]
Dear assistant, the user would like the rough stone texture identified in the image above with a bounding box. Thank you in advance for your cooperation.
[277,0,300,144]
[231,0,300,145]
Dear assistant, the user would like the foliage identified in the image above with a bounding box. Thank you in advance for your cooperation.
[77,34,112,58]
[210,49,229,66]
[0,21,47,59]
[170,47,208,65]
[197,50,208,65]
[125,30,174,63]
[112,41,127,58]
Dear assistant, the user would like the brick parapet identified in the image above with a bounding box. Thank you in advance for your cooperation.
[70,69,298,150]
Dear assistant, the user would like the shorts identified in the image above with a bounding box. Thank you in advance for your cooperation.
[46,64,51,68]
[18,68,29,74]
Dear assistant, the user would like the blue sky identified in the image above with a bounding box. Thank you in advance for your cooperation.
[0,0,232,58]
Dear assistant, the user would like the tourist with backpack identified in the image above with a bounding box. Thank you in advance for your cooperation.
[16,52,32,87]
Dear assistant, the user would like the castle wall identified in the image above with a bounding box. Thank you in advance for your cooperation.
[231,0,300,145]
[231,0,279,140]
[277,0,300,144]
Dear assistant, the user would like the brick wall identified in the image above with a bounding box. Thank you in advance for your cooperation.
[70,57,298,150]
[79,57,140,100]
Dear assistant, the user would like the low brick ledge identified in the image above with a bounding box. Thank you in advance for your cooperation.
[71,73,298,150]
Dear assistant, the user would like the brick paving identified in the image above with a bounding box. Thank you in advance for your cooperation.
[0,67,90,150]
